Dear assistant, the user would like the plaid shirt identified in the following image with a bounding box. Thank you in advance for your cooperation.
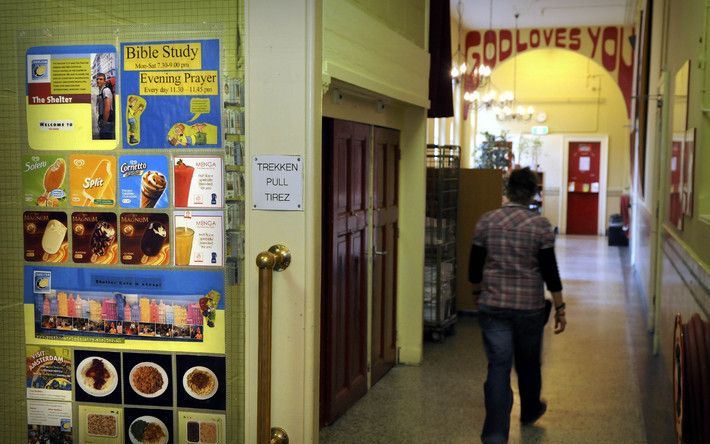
[473,203,556,310]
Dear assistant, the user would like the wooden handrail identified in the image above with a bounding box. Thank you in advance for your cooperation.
[256,244,291,444]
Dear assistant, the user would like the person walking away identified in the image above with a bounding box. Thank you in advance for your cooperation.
[469,167,567,444]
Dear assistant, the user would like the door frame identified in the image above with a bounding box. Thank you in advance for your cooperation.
[322,80,426,368]
[560,135,609,235]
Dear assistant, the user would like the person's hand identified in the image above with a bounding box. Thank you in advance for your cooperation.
[472,284,482,304]
[554,308,566,334]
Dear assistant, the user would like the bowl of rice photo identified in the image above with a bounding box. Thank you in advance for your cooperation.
[183,366,218,400]
[129,362,169,398]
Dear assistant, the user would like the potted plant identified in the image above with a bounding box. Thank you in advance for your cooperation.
[476,131,512,170]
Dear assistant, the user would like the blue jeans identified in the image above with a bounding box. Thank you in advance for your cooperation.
[478,305,546,444]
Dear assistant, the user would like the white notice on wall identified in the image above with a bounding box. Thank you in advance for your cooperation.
[579,156,591,172]
[252,155,303,211]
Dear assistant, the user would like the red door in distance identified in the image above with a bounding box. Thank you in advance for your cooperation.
[566,142,600,235]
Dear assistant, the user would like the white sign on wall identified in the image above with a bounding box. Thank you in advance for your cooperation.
[252,155,303,211]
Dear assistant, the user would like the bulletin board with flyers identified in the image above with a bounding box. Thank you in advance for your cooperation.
[19,23,246,444]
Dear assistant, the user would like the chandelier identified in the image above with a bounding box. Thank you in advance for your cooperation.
[450,0,467,79]
[463,12,535,121]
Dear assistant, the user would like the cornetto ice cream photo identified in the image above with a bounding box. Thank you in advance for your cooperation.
[118,155,169,209]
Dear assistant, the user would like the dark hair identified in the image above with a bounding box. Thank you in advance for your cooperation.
[505,167,539,204]
[95,73,106,80]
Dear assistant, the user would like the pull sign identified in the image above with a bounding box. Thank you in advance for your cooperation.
[252,155,303,211]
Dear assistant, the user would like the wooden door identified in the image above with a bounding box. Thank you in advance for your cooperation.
[371,126,399,386]
[320,118,369,426]
[566,142,600,235]
[456,169,503,311]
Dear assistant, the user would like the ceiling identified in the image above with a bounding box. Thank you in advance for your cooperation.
[450,0,637,30]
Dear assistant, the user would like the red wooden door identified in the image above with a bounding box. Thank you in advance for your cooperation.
[371,126,399,386]
[566,142,600,235]
[320,118,369,426]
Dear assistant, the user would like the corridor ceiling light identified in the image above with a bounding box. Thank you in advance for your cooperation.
[451,0,467,80]
[494,13,535,121]
[464,0,494,86]
[461,8,537,122]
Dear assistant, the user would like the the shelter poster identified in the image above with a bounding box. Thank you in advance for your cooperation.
[120,39,221,149]
[26,45,118,151]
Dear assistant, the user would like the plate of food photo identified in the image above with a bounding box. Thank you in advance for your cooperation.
[183,366,218,400]
[76,356,118,397]
[129,362,169,398]
[128,415,169,444]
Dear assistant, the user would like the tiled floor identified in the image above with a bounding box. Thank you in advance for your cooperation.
[320,235,675,444]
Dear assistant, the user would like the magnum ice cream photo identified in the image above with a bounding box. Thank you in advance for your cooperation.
[120,213,170,265]
[70,154,116,207]
[22,155,67,207]
[118,155,169,208]
[174,211,223,267]
[24,211,68,263]
[173,157,223,208]
[71,212,118,264]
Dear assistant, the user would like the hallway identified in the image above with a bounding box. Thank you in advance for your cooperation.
[320,235,675,443]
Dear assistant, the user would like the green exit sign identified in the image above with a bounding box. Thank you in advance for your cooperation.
[531,126,549,135]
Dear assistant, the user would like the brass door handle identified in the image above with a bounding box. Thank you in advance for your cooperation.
[256,244,291,271]
[257,245,291,444]
[271,427,289,444]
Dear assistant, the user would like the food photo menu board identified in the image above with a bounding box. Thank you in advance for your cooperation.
[74,351,226,443]
[21,35,236,444]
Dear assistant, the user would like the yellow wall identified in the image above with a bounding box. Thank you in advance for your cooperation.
[465,49,630,231]
[664,0,710,261]
[323,0,430,108]
[349,0,427,47]
[246,1,323,441]
[244,1,429,442]
[482,49,630,187]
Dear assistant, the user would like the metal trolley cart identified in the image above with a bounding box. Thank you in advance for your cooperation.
[424,144,459,341]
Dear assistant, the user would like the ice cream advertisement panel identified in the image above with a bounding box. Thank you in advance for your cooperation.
[22,155,68,208]
[118,155,169,208]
